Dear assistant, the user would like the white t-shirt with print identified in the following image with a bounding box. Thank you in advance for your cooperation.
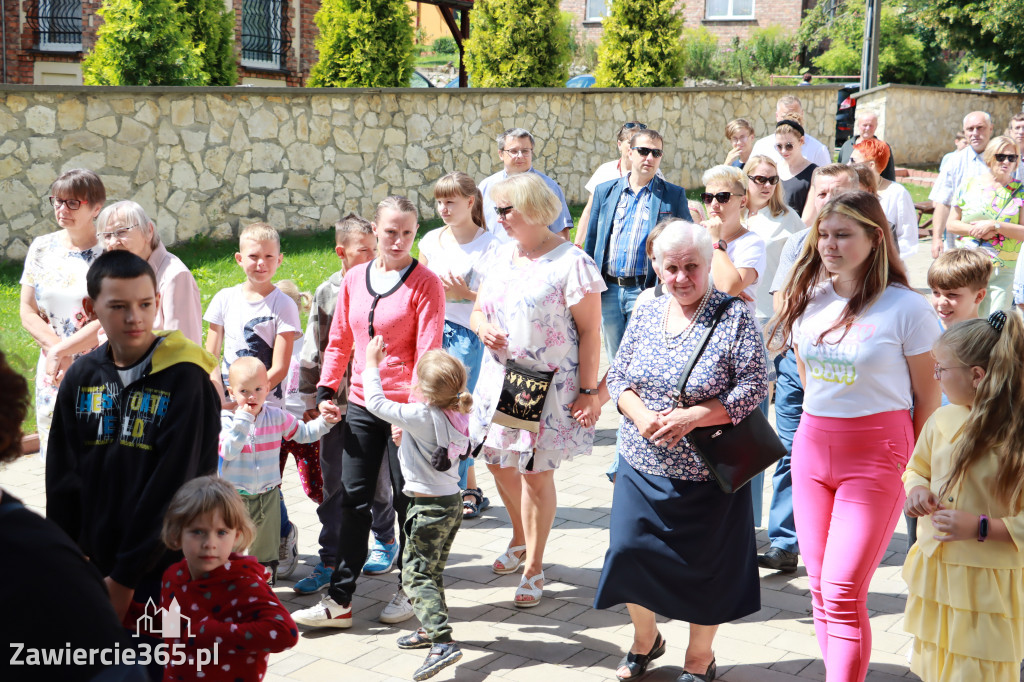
[793,282,941,418]
[418,227,498,329]
[204,284,302,408]
[723,230,767,327]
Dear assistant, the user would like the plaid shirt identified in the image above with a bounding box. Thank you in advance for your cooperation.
[606,175,655,278]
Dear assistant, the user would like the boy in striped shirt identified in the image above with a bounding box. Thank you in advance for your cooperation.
[220,357,340,583]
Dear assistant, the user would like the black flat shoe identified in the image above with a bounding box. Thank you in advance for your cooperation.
[615,632,666,681]
[676,657,716,682]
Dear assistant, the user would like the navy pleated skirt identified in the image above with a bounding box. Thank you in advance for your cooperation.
[594,457,760,625]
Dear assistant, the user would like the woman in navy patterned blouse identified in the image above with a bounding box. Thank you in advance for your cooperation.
[594,220,768,682]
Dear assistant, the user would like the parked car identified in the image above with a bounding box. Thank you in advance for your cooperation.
[835,83,860,147]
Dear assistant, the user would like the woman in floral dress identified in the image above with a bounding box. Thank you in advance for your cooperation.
[947,136,1024,315]
[469,173,604,608]
[19,169,105,459]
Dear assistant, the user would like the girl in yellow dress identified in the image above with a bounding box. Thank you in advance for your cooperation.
[903,309,1024,681]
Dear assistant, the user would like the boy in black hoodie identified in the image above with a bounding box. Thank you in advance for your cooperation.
[46,250,221,624]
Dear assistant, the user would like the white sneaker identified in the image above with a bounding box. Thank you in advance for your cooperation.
[291,596,353,628]
[278,523,299,579]
[379,587,415,624]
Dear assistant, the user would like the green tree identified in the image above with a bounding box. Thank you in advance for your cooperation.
[594,0,684,87]
[464,0,571,87]
[906,0,1024,88]
[308,0,415,87]
[83,0,207,85]
[798,1,947,86]
[181,0,237,86]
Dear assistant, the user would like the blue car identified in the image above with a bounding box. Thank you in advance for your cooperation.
[566,74,595,88]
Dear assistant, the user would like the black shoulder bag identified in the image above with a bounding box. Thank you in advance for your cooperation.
[676,297,787,493]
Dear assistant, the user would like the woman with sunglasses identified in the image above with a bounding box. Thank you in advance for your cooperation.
[574,121,661,248]
[296,195,446,628]
[469,172,604,608]
[774,120,817,216]
[19,169,106,460]
[768,191,941,681]
[947,136,1024,315]
[94,200,202,344]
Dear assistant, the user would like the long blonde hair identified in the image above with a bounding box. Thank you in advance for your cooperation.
[936,311,1024,512]
[767,190,908,350]
[742,155,789,218]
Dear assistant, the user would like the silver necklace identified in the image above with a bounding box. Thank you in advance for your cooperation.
[663,286,712,345]
[518,233,552,259]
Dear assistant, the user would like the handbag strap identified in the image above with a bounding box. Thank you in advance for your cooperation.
[673,296,741,406]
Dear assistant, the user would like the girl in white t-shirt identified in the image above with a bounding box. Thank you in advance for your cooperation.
[420,172,498,518]
[769,191,942,682]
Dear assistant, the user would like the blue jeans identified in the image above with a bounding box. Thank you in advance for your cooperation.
[767,349,803,553]
[444,319,484,489]
[602,281,643,481]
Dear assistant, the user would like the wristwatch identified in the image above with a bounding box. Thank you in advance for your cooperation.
[978,514,989,542]
[579,388,598,395]
[712,239,727,251]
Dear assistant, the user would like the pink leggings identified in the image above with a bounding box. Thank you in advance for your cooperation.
[792,410,913,682]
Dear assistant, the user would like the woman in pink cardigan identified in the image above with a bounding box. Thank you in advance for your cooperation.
[293,195,446,630]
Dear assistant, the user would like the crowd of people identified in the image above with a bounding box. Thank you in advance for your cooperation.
[6,94,1024,682]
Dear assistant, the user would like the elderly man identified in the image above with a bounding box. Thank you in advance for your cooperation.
[1007,113,1024,182]
[929,111,994,257]
[760,164,858,573]
[749,95,833,168]
[837,111,896,181]
[479,127,573,242]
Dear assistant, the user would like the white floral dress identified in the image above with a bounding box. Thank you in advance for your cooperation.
[470,241,606,472]
[20,231,103,459]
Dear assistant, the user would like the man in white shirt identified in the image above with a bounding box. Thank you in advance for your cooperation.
[928,111,993,257]
[749,95,833,168]
[478,128,573,242]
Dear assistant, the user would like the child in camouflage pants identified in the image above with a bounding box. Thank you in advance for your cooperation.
[362,341,472,681]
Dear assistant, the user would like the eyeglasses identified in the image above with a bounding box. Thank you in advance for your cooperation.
[501,148,533,158]
[632,147,663,158]
[774,143,795,152]
[621,122,647,131]
[49,196,84,210]
[493,205,514,218]
[933,363,968,381]
[747,175,780,186]
[995,153,1019,163]
[98,225,139,242]
[700,192,744,205]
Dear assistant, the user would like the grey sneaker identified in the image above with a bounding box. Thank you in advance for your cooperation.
[277,522,299,578]
[414,642,463,680]
[379,587,415,624]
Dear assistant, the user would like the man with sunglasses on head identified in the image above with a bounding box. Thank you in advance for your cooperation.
[479,127,573,242]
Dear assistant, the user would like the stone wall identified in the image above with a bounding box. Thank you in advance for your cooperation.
[0,85,840,258]
[855,84,1024,167]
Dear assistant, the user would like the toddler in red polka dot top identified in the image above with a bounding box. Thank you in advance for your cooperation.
[158,476,298,681]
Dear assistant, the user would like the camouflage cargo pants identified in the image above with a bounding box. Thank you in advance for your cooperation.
[401,493,463,642]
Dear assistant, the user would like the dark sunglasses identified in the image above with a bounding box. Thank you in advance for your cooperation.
[774,142,795,152]
[622,122,647,131]
[995,153,1019,163]
[747,175,780,186]
[493,205,514,218]
[49,196,84,210]
[632,146,663,158]
[700,192,743,205]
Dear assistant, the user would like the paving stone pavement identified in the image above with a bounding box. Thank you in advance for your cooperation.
[3,239,985,682]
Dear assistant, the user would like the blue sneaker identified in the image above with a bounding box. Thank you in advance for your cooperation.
[363,538,399,575]
[293,562,333,594]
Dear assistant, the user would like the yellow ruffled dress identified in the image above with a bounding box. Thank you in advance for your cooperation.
[902,405,1024,682]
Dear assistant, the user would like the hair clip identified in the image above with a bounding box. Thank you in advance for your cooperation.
[988,310,1007,332]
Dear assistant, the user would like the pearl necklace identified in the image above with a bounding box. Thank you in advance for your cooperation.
[518,233,552,259]
[663,286,712,345]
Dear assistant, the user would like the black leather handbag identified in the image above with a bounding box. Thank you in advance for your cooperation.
[675,297,787,493]
[491,360,555,434]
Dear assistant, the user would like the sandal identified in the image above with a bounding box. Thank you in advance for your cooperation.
[462,488,491,519]
[492,545,527,574]
[616,632,666,681]
[514,571,544,608]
